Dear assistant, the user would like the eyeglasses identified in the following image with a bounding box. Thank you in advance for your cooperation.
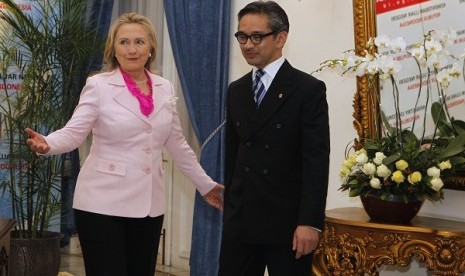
[234,31,275,45]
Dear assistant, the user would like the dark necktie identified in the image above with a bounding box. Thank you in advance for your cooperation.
[253,69,266,107]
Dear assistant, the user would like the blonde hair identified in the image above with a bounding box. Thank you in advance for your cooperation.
[103,12,157,72]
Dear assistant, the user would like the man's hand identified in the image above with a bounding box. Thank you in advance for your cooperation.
[292,225,319,259]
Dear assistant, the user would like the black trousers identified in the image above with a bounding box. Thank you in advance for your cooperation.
[218,238,313,276]
[74,209,164,276]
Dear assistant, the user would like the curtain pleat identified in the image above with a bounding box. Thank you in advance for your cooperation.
[163,1,231,275]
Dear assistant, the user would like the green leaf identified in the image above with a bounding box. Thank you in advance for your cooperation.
[437,132,465,160]
[383,153,401,165]
[449,156,465,167]
[431,101,454,136]
[381,111,396,135]
[364,143,381,151]
[349,187,363,197]
[452,119,465,135]
[402,129,419,144]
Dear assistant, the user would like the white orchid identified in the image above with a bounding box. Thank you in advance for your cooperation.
[375,34,406,52]
[316,34,407,79]
[410,45,425,60]
[431,28,457,47]
[376,55,402,77]
[425,37,443,56]
[365,58,380,75]
[436,64,461,89]
[390,37,407,52]
[374,34,391,49]
[437,70,453,89]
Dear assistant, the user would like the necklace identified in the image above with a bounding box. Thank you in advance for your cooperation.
[121,70,154,117]
[134,78,147,84]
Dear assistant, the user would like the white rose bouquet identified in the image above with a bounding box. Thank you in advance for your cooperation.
[339,137,455,202]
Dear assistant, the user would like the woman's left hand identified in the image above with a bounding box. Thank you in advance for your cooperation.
[203,183,224,210]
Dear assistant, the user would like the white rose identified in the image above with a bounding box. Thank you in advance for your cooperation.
[373,152,386,165]
[430,177,444,191]
[362,162,376,176]
[376,164,391,179]
[356,153,368,165]
[370,177,382,189]
[427,167,441,178]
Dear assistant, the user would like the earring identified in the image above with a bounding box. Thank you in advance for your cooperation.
[149,53,152,57]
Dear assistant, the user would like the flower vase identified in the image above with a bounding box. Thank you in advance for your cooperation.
[360,194,424,224]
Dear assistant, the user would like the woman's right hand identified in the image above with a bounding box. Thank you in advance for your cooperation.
[25,128,50,154]
[203,183,224,211]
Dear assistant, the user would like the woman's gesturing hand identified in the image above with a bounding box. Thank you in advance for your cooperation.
[25,128,50,154]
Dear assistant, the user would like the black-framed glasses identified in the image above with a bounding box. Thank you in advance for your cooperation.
[234,31,275,45]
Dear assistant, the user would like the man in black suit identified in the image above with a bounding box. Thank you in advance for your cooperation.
[219,1,330,275]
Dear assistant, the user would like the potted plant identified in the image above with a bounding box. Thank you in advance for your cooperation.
[0,0,102,274]
[315,29,465,223]
[338,125,465,223]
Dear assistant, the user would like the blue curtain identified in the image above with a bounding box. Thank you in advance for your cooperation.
[61,0,114,246]
[79,0,115,86]
[163,1,230,275]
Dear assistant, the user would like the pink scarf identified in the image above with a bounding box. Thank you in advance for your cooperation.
[121,70,154,117]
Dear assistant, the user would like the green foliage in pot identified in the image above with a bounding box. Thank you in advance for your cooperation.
[431,101,465,139]
[0,0,103,238]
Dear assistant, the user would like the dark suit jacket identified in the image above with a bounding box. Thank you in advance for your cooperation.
[223,60,330,245]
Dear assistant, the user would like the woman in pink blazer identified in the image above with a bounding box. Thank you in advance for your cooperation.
[25,12,223,276]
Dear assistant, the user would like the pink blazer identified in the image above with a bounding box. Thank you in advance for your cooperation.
[44,68,216,217]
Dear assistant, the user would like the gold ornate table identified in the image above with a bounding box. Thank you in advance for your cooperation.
[312,208,465,275]
[0,218,14,276]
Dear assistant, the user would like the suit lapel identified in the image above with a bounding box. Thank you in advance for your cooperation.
[245,61,296,138]
[147,74,170,120]
[110,69,170,125]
